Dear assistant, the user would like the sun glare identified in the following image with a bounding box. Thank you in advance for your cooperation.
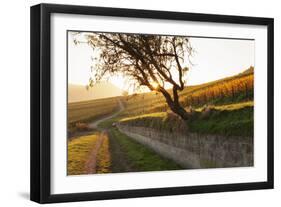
[109,76,126,89]
[151,82,159,89]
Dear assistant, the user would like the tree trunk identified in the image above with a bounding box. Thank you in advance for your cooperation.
[159,87,190,120]
[168,101,190,120]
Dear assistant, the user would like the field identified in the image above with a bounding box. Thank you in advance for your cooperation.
[68,96,120,124]
[67,134,100,175]
[121,69,253,118]
[68,67,253,121]
[67,69,254,174]
[67,128,182,175]
[120,101,253,137]
[68,96,121,135]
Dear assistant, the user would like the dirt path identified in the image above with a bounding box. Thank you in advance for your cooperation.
[84,132,105,174]
[85,100,124,174]
[88,100,124,129]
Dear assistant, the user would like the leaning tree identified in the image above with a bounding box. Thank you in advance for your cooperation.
[79,33,194,120]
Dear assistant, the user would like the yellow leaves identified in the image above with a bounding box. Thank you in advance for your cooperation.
[187,74,254,105]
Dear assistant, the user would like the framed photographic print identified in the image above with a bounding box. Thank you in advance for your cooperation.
[30,3,274,203]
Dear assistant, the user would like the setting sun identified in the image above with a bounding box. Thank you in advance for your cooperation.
[67,31,255,177]
[151,81,159,90]
[68,33,254,93]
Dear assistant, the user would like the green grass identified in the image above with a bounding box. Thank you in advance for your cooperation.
[67,70,253,133]
[67,69,254,138]
[189,105,253,137]
[119,101,253,137]
[98,116,122,129]
[120,112,188,134]
[109,128,182,171]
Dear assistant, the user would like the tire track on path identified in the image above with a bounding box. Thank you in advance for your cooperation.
[85,100,124,174]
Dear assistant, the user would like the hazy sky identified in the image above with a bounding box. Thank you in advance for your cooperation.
[68,32,254,91]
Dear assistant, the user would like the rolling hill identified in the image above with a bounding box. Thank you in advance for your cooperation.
[68,82,125,103]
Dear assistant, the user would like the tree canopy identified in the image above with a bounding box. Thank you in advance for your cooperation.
[76,32,194,120]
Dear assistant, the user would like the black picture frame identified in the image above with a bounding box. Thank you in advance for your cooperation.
[30,3,274,204]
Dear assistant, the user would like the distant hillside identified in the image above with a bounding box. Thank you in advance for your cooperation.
[239,66,254,76]
[121,66,254,117]
[68,82,125,103]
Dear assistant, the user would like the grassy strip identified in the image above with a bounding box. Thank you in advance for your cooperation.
[98,116,122,129]
[120,112,188,134]
[96,135,111,173]
[110,128,182,171]
[189,106,253,137]
[67,134,99,175]
[119,102,253,137]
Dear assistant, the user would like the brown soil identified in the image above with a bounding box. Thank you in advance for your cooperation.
[84,132,106,174]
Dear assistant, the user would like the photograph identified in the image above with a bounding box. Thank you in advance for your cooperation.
[67,31,254,175]
[29,3,274,203]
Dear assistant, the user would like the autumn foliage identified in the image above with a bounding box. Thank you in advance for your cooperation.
[182,73,254,107]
